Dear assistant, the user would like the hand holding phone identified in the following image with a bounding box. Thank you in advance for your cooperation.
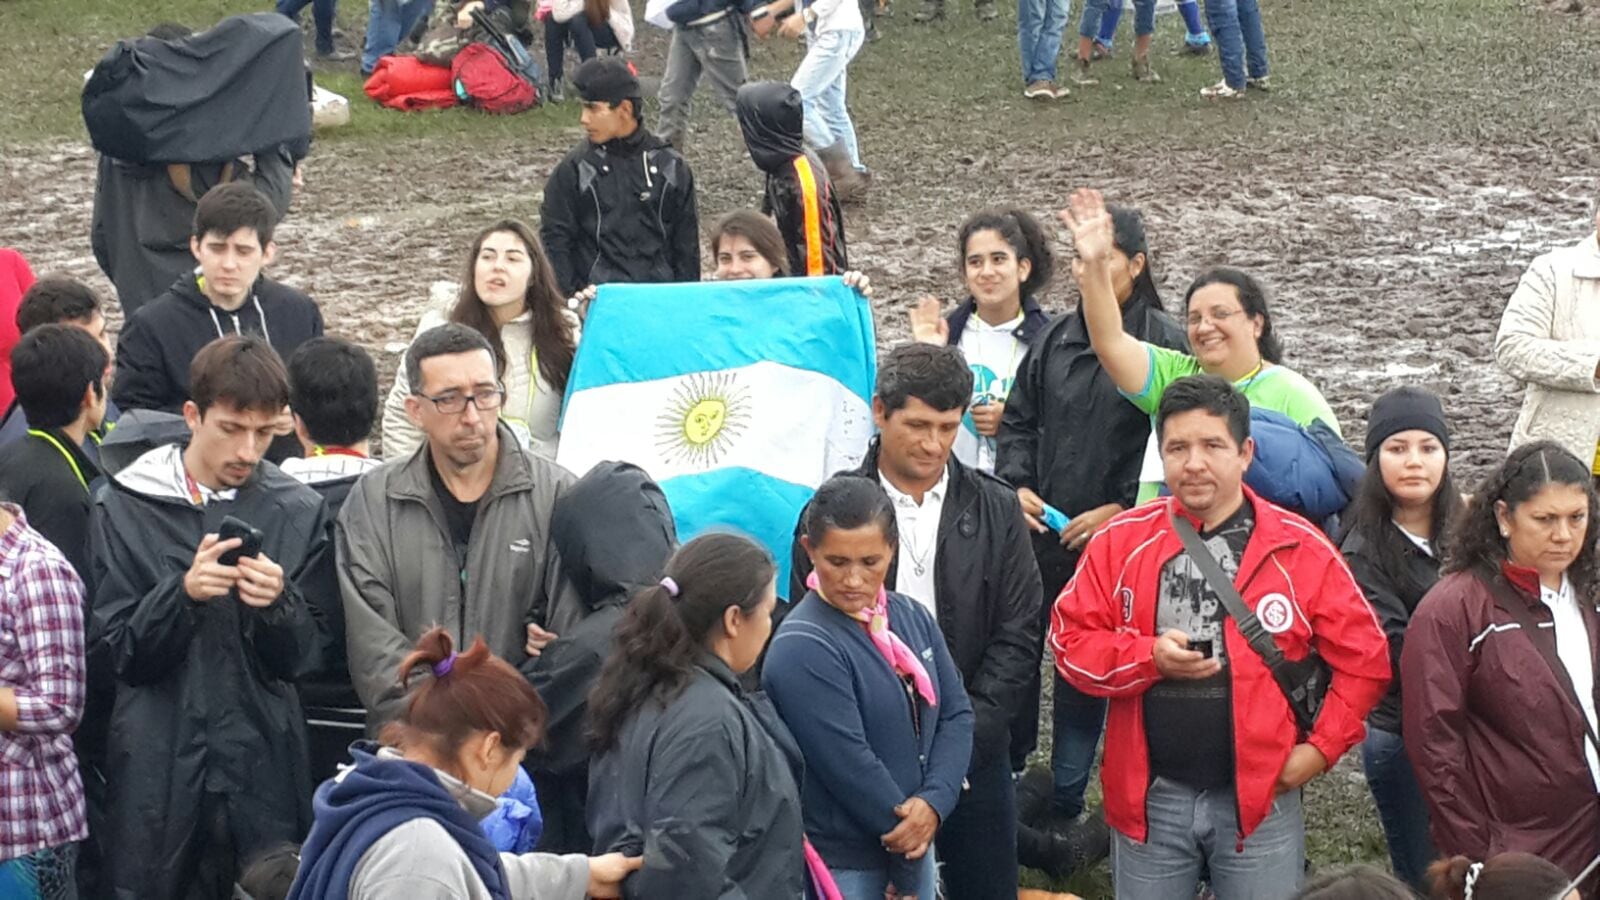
[216,516,264,566]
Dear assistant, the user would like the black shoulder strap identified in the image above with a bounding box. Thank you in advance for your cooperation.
[1487,577,1600,754]
[1169,511,1286,669]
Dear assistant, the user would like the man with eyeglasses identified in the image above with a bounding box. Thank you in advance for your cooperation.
[336,323,581,729]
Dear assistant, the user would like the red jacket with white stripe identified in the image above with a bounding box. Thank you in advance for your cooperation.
[1049,489,1390,843]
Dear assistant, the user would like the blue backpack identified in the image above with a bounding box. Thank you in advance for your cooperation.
[1243,407,1364,524]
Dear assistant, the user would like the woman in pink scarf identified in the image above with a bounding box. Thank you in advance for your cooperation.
[763,475,975,900]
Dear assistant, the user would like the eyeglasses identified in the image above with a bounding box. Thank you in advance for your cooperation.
[415,387,506,415]
[1186,308,1244,327]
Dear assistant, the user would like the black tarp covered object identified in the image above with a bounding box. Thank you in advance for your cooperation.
[83,13,311,164]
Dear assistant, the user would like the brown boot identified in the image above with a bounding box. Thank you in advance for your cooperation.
[817,142,869,202]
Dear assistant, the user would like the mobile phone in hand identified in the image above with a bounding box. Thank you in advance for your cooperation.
[216,516,264,567]
[1189,638,1215,659]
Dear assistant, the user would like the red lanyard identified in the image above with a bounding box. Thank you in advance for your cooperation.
[311,445,368,459]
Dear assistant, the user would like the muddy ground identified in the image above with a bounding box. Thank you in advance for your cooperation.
[3,7,1598,892]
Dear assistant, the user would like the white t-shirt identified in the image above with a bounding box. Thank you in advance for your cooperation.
[879,467,947,617]
[1541,576,1600,791]
[953,313,1026,473]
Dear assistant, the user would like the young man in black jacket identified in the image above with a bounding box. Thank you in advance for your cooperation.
[0,325,110,580]
[790,343,1042,900]
[282,337,384,783]
[112,181,323,462]
[89,336,329,898]
[0,276,119,456]
[540,57,700,297]
[734,81,847,277]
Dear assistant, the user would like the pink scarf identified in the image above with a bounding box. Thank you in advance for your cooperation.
[804,838,842,900]
[807,572,938,707]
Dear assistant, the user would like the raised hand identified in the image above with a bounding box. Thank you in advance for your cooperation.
[1058,188,1116,266]
[908,296,949,345]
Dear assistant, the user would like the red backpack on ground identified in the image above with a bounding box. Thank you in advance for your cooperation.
[451,41,538,114]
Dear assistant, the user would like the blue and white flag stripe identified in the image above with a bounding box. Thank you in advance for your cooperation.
[557,277,877,596]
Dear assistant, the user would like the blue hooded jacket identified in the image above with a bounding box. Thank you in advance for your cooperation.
[288,745,511,900]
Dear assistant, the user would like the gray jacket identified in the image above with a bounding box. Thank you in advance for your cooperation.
[337,423,580,727]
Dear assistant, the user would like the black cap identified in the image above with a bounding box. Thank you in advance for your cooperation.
[1364,386,1450,461]
[572,56,640,107]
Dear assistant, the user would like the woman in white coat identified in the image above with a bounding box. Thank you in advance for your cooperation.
[382,220,580,460]
[1494,200,1600,475]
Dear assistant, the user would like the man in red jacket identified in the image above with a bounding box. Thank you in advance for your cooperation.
[1050,374,1389,899]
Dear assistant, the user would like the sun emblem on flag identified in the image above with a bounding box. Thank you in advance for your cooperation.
[656,372,751,468]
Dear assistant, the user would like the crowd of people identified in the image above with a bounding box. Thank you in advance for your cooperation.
[3,5,1600,900]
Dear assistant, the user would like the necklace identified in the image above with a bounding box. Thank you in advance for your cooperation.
[899,515,935,576]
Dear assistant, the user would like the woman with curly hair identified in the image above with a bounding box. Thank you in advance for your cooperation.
[1402,440,1600,888]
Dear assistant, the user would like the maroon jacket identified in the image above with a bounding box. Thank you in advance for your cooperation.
[1402,563,1600,881]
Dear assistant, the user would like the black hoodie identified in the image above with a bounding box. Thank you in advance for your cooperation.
[113,272,324,417]
[735,82,847,278]
[521,461,676,852]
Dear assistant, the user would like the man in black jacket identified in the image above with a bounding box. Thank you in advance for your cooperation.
[282,337,384,783]
[734,81,847,276]
[0,276,120,454]
[113,182,323,462]
[0,325,110,580]
[89,336,329,899]
[522,461,677,853]
[540,57,700,297]
[791,342,1041,900]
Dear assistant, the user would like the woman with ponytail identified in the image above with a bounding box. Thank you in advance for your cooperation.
[992,201,1186,845]
[1426,853,1577,900]
[909,207,1055,474]
[289,628,638,900]
[586,532,811,898]
[1403,441,1600,888]
[763,475,974,900]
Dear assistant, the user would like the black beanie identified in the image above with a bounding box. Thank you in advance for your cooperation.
[572,56,640,107]
[1364,387,1450,461]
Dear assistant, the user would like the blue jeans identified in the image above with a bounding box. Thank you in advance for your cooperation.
[1362,727,1436,891]
[1051,671,1107,819]
[833,850,938,900]
[1079,0,1153,39]
[791,28,865,170]
[1017,0,1070,83]
[1204,0,1267,89]
[362,0,435,74]
[279,0,339,53]
[1093,0,1208,44]
[545,16,619,81]
[1112,777,1304,899]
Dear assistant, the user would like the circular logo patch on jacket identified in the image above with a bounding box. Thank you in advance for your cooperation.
[1257,593,1295,634]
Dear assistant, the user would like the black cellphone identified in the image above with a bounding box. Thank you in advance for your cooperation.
[217,516,264,566]
[1190,638,1215,659]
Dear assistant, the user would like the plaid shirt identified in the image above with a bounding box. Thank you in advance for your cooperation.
[0,505,87,861]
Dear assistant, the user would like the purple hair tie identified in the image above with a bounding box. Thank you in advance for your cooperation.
[660,576,680,597]
[433,652,458,678]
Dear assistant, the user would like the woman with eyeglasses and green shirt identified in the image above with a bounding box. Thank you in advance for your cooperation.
[1060,188,1341,501]
[382,220,581,461]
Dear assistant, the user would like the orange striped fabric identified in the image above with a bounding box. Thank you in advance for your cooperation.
[793,155,826,276]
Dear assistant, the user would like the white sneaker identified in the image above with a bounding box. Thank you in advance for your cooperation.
[1200,80,1242,99]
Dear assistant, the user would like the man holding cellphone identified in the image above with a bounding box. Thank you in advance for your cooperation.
[88,335,331,899]
[1049,375,1389,900]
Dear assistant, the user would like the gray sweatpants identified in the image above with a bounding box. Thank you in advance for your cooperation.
[656,15,747,149]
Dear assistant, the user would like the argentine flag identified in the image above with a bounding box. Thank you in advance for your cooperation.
[557,277,877,597]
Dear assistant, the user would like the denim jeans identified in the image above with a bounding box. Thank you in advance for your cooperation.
[544,16,620,82]
[938,752,1019,899]
[833,850,938,900]
[362,0,434,73]
[278,0,339,54]
[1052,671,1107,819]
[657,16,748,149]
[1078,0,1153,39]
[1362,727,1436,891]
[1091,0,1208,44]
[1017,0,1070,83]
[1112,777,1304,900]
[1204,0,1267,88]
[791,28,865,170]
